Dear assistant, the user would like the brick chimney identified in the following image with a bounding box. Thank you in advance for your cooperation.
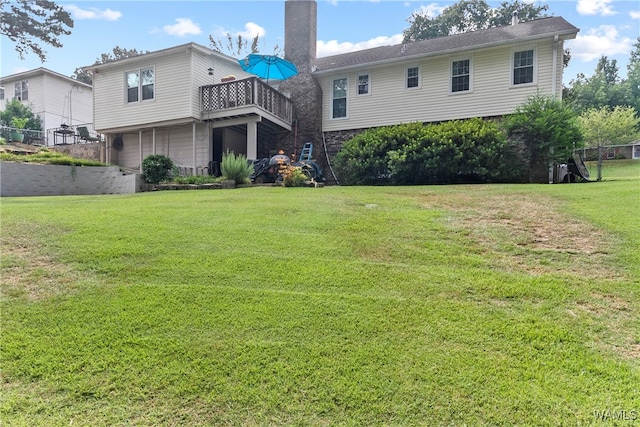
[284,0,316,74]
[276,0,324,167]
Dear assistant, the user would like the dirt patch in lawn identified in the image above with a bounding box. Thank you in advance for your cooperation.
[417,188,637,360]
[0,232,82,301]
[419,190,624,280]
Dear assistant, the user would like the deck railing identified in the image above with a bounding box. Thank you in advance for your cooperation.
[200,77,293,124]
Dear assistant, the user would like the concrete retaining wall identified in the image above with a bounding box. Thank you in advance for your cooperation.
[0,162,140,197]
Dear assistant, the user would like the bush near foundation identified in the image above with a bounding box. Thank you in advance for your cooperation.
[142,154,174,183]
[221,151,253,184]
[335,118,517,185]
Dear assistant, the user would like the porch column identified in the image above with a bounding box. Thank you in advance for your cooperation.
[139,130,143,173]
[247,121,257,160]
[192,122,197,175]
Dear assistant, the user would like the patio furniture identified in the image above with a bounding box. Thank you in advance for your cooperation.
[77,126,100,142]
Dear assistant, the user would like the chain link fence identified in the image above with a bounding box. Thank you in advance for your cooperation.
[572,143,640,181]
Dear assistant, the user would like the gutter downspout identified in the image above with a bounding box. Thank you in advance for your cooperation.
[139,130,143,173]
[192,122,197,175]
[552,35,559,97]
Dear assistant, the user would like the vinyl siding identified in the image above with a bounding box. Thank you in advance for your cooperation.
[0,71,93,134]
[41,74,93,130]
[93,50,195,132]
[94,47,251,132]
[319,37,562,132]
[110,123,211,171]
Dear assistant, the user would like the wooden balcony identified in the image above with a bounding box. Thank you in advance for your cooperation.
[200,77,293,130]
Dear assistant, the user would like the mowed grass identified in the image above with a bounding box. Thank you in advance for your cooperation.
[584,158,640,181]
[1,181,638,426]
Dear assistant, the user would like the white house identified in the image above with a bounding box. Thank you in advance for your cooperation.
[0,67,94,144]
[84,0,578,177]
[86,43,293,173]
[314,16,577,133]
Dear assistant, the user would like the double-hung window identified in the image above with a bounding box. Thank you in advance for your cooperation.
[332,77,347,119]
[451,59,470,93]
[406,66,420,89]
[126,67,155,103]
[357,74,370,95]
[513,50,534,85]
[14,81,28,101]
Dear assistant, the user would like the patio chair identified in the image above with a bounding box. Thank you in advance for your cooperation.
[77,126,100,143]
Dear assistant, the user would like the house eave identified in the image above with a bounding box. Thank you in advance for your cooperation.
[81,42,239,74]
[96,117,200,135]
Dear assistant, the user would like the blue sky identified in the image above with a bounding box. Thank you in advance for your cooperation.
[1,0,638,85]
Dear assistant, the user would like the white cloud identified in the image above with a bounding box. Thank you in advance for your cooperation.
[630,10,640,19]
[163,18,202,37]
[238,22,267,39]
[568,25,634,62]
[414,3,446,18]
[317,34,404,57]
[64,4,122,21]
[576,0,617,16]
[211,22,267,41]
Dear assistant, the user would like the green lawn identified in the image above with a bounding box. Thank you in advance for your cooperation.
[584,158,640,181]
[1,182,639,426]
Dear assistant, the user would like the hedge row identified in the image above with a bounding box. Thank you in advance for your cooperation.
[334,118,524,185]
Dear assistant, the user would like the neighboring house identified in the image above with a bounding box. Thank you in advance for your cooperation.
[0,68,94,144]
[85,0,578,176]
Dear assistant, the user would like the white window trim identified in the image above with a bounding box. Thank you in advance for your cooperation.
[357,73,371,96]
[510,47,537,87]
[450,57,473,95]
[14,80,28,101]
[330,76,349,120]
[125,66,156,104]
[405,65,421,90]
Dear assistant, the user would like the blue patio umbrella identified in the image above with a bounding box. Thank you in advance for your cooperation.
[238,54,298,83]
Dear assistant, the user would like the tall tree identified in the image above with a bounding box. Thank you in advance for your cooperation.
[0,98,43,131]
[72,46,148,84]
[565,56,631,114]
[624,37,640,116]
[504,94,583,183]
[578,106,640,147]
[0,0,73,62]
[210,33,262,57]
[403,0,548,43]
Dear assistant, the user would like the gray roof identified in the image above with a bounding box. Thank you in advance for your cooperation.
[314,16,578,74]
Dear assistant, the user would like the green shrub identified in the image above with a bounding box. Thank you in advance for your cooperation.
[221,150,253,184]
[504,94,583,182]
[388,118,514,184]
[282,165,309,187]
[335,123,425,185]
[142,154,174,183]
[335,119,515,185]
